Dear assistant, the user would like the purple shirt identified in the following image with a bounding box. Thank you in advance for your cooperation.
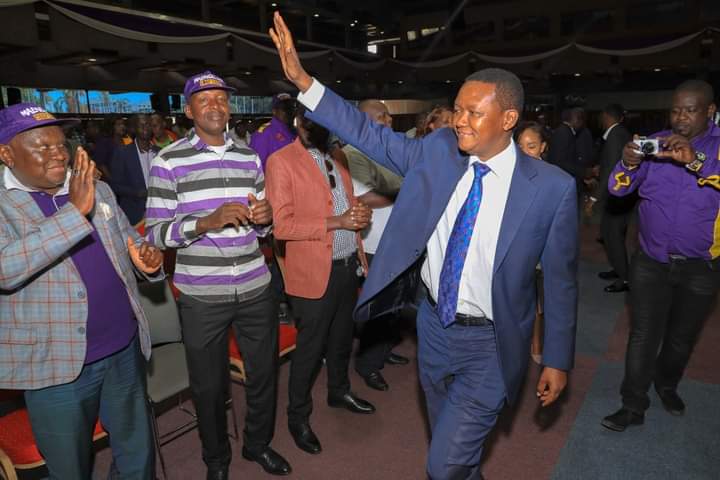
[30,192,137,363]
[249,117,296,171]
[609,121,720,262]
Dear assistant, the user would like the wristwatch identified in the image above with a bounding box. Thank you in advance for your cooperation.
[686,151,706,173]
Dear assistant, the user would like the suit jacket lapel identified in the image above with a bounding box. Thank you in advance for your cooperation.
[494,152,538,274]
[425,149,469,235]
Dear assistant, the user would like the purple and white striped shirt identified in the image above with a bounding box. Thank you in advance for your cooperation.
[145,129,271,303]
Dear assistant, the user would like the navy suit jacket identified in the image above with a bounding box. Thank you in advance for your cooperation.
[306,87,579,403]
[111,142,158,225]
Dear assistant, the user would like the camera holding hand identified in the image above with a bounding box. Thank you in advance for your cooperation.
[634,137,661,156]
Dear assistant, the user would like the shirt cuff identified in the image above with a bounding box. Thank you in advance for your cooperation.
[182,219,199,240]
[297,78,325,111]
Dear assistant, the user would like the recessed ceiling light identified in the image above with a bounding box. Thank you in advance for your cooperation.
[397,80,403,84]
[244,71,252,75]
[445,79,451,83]
[573,72,581,77]
[271,2,277,6]
[313,13,319,18]
[336,79,342,83]
[654,68,662,72]
[87,58,97,62]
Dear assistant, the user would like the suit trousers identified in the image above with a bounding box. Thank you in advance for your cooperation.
[621,250,720,412]
[355,253,402,376]
[417,297,506,480]
[287,259,359,425]
[600,195,636,282]
[177,286,279,469]
[24,335,154,480]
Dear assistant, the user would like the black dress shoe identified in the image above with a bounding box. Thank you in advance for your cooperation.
[362,371,389,391]
[385,352,410,365]
[327,392,376,414]
[241,446,291,476]
[601,407,644,432]
[655,386,685,416]
[289,422,322,454]
[206,466,228,480]
[598,270,618,280]
[604,281,629,293]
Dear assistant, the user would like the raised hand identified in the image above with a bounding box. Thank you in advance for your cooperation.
[268,11,313,92]
[69,146,97,216]
[655,134,695,164]
[621,136,644,167]
[248,193,273,225]
[127,237,163,274]
[196,202,251,234]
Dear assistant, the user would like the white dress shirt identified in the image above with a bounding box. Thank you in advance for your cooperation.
[298,78,517,318]
[602,122,619,141]
[420,142,515,320]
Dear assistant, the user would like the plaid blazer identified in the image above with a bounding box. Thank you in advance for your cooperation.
[0,179,153,390]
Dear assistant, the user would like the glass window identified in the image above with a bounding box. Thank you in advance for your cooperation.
[1,87,89,114]
[88,91,153,114]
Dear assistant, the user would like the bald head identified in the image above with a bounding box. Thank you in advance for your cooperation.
[359,99,392,128]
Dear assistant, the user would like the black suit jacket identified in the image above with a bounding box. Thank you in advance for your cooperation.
[548,124,582,182]
[598,124,632,211]
[110,142,159,225]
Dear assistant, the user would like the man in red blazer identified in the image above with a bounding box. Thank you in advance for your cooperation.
[266,107,375,456]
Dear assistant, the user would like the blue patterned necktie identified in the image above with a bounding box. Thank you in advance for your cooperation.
[437,162,491,328]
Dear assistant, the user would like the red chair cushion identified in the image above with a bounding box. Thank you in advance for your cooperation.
[229,324,297,361]
[0,407,105,467]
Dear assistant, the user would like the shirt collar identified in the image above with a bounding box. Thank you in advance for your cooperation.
[563,122,576,135]
[469,139,516,181]
[3,165,71,195]
[603,123,619,140]
[188,128,233,152]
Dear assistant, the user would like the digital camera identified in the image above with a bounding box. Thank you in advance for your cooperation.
[634,137,660,156]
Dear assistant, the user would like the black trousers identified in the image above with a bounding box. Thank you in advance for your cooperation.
[621,250,720,413]
[287,258,359,425]
[600,195,636,282]
[177,287,279,470]
[355,253,402,376]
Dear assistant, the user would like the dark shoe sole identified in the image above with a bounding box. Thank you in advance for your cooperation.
[327,400,376,414]
[600,416,644,432]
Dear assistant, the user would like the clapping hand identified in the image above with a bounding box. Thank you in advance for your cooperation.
[127,236,163,274]
[68,146,97,216]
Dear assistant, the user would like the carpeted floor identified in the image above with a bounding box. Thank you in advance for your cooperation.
[89,222,720,480]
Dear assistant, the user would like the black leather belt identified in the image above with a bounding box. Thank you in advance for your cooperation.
[426,295,491,327]
[332,255,357,267]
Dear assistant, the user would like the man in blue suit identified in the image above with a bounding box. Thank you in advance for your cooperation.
[111,114,160,225]
[270,13,578,479]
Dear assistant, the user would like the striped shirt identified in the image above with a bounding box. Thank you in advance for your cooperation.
[145,129,271,303]
[308,148,357,260]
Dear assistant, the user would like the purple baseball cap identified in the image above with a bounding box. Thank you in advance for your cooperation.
[184,71,236,102]
[0,103,78,145]
[272,93,293,108]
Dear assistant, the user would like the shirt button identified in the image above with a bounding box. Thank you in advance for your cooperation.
[225,178,230,183]
[414,249,420,257]
[77,290,86,299]
[77,327,86,334]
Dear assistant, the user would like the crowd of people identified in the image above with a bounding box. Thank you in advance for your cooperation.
[1,11,719,480]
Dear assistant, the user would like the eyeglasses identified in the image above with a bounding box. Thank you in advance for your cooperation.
[324,159,337,189]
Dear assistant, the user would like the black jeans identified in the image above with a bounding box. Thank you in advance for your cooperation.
[177,287,279,470]
[621,250,720,413]
[287,258,359,426]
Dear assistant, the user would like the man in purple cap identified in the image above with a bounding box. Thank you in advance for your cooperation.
[145,71,291,479]
[0,103,163,479]
[250,93,297,171]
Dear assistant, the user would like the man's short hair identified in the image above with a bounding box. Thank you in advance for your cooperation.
[602,104,625,122]
[464,68,524,112]
[675,79,715,106]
